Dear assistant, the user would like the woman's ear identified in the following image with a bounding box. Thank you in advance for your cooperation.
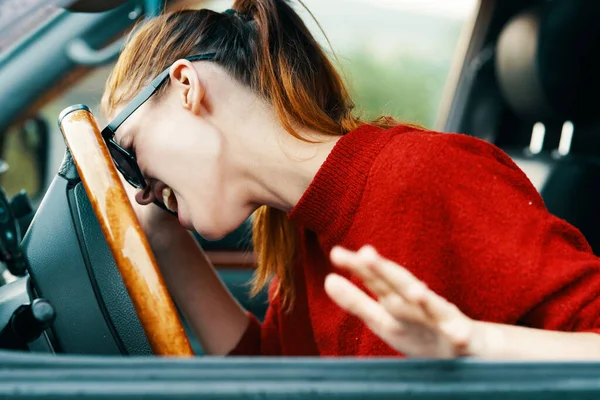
[169,59,206,115]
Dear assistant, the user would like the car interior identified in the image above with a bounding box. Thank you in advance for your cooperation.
[452,0,600,254]
[1,0,600,398]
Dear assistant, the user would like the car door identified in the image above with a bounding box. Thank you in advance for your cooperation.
[2,351,600,399]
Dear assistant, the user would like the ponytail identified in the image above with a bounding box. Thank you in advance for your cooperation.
[250,206,297,310]
[233,0,357,135]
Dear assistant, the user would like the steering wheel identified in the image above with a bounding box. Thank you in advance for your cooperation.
[57,105,193,357]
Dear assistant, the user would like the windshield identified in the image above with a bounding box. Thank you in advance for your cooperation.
[0,0,75,55]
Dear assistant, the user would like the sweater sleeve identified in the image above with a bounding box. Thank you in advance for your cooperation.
[518,213,600,333]
[368,132,600,333]
[227,279,282,356]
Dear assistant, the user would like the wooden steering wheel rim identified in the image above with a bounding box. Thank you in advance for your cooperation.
[58,105,193,356]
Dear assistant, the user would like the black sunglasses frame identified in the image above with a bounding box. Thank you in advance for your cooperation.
[100,53,217,190]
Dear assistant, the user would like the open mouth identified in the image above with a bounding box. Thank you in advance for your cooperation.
[161,187,178,213]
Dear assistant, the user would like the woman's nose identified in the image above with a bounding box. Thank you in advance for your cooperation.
[134,186,155,206]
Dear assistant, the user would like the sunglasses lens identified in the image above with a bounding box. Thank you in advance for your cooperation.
[103,137,174,215]
[107,144,144,188]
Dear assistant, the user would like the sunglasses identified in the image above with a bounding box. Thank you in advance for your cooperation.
[100,53,217,210]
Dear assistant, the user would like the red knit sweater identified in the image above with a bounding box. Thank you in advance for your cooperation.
[229,124,600,356]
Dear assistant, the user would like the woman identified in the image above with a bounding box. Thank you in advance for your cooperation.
[101,0,600,359]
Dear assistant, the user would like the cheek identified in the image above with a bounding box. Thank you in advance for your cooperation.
[135,122,192,179]
[135,136,169,179]
[137,115,228,210]
[177,166,221,211]
[160,123,223,185]
[173,158,231,235]
[137,132,221,209]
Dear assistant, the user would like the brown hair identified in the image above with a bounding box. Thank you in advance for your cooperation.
[102,0,399,310]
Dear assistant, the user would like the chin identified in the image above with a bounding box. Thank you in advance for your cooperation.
[193,220,238,242]
[194,229,228,242]
[188,207,249,241]
[177,212,195,231]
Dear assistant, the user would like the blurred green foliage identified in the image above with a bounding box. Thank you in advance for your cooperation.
[344,51,451,128]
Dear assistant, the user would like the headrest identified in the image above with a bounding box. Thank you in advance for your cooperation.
[496,0,600,122]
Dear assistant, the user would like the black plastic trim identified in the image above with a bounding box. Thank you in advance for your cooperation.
[67,185,128,355]
[23,176,121,355]
[57,150,79,182]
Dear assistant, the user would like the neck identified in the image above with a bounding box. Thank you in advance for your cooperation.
[222,102,341,213]
[256,127,341,212]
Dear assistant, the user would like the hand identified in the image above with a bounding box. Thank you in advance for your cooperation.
[118,176,183,249]
[326,245,479,358]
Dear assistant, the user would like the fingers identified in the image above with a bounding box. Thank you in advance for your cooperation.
[324,273,404,338]
[363,247,458,322]
[364,246,425,301]
[330,246,393,297]
[328,245,475,358]
[330,246,459,324]
[330,245,423,302]
[330,246,424,323]
[377,293,429,323]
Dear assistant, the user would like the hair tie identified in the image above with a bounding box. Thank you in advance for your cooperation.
[224,8,250,22]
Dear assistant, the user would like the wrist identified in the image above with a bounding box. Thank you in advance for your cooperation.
[467,321,506,358]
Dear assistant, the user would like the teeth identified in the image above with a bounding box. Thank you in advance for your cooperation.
[162,187,174,212]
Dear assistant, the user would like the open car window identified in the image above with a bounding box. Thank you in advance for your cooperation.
[300,0,478,127]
